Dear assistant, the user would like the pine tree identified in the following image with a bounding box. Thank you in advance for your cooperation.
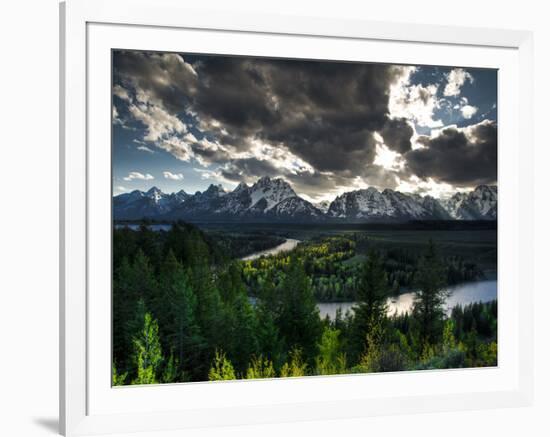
[153,250,180,347]
[255,274,285,368]
[113,251,157,374]
[208,350,236,381]
[358,320,383,372]
[256,307,284,367]
[277,257,322,364]
[316,327,347,375]
[157,251,205,380]
[279,348,308,377]
[218,262,246,304]
[351,249,388,361]
[131,304,163,385]
[113,257,134,372]
[135,224,162,269]
[190,257,225,367]
[246,356,276,379]
[412,240,448,347]
[112,364,127,386]
[443,319,457,352]
[227,293,259,374]
[161,352,179,383]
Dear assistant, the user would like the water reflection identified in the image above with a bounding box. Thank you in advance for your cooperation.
[318,280,497,320]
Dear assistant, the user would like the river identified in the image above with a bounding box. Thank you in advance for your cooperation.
[240,238,301,261]
[317,279,497,320]
[240,238,497,320]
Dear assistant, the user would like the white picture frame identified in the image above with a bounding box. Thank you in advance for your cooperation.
[60,0,534,435]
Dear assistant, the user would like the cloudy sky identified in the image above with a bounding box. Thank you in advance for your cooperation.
[112,50,497,202]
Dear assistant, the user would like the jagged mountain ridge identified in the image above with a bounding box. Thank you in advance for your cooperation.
[441,185,497,220]
[113,186,191,220]
[113,177,497,222]
[160,176,324,222]
[327,187,452,221]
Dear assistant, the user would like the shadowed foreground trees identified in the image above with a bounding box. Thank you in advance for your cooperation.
[350,249,389,363]
[413,240,448,347]
[112,224,498,384]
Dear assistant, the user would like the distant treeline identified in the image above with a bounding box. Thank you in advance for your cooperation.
[208,232,286,259]
[243,235,485,302]
[115,219,497,232]
[112,222,497,385]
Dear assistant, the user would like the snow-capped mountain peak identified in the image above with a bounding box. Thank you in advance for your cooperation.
[328,187,392,219]
[146,186,163,202]
[327,186,450,221]
[113,179,497,223]
[248,177,297,212]
[233,182,249,193]
[442,185,497,220]
[203,184,226,197]
[173,189,191,203]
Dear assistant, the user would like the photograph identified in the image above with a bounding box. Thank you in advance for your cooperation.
[111,50,498,385]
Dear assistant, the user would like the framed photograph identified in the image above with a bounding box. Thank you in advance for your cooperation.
[60,0,534,435]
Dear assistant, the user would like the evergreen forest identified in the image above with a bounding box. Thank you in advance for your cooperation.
[112,222,497,385]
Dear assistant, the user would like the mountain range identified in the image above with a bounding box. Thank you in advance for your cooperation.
[113,176,497,222]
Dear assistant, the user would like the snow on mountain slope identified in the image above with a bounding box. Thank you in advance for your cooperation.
[158,177,299,220]
[442,185,497,220]
[113,187,190,220]
[327,187,450,221]
[314,200,331,213]
[113,178,496,222]
[267,196,324,220]
[247,176,297,212]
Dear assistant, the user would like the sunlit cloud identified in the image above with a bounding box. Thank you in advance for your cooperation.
[460,105,478,119]
[373,143,405,171]
[396,176,470,199]
[163,171,184,181]
[443,68,474,97]
[113,52,496,198]
[389,67,444,128]
[123,171,154,181]
[137,145,155,154]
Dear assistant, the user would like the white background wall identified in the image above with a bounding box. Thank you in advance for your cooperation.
[0,1,548,436]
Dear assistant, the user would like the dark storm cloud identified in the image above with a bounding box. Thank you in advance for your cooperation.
[114,51,409,178]
[113,51,199,113]
[192,58,282,137]
[380,118,414,153]
[191,58,402,171]
[113,50,497,198]
[405,120,497,186]
[189,141,232,165]
[218,158,282,183]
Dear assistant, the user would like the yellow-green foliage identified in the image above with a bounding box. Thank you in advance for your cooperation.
[113,225,498,384]
[246,356,276,379]
[112,364,127,386]
[358,320,386,373]
[208,350,237,381]
[420,342,437,362]
[359,344,381,373]
[161,353,179,383]
[316,328,347,375]
[470,341,497,367]
[243,237,355,287]
[479,341,498,366]
[443,319,457,351]
[280,349,308,377]
[132,311,163,385]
